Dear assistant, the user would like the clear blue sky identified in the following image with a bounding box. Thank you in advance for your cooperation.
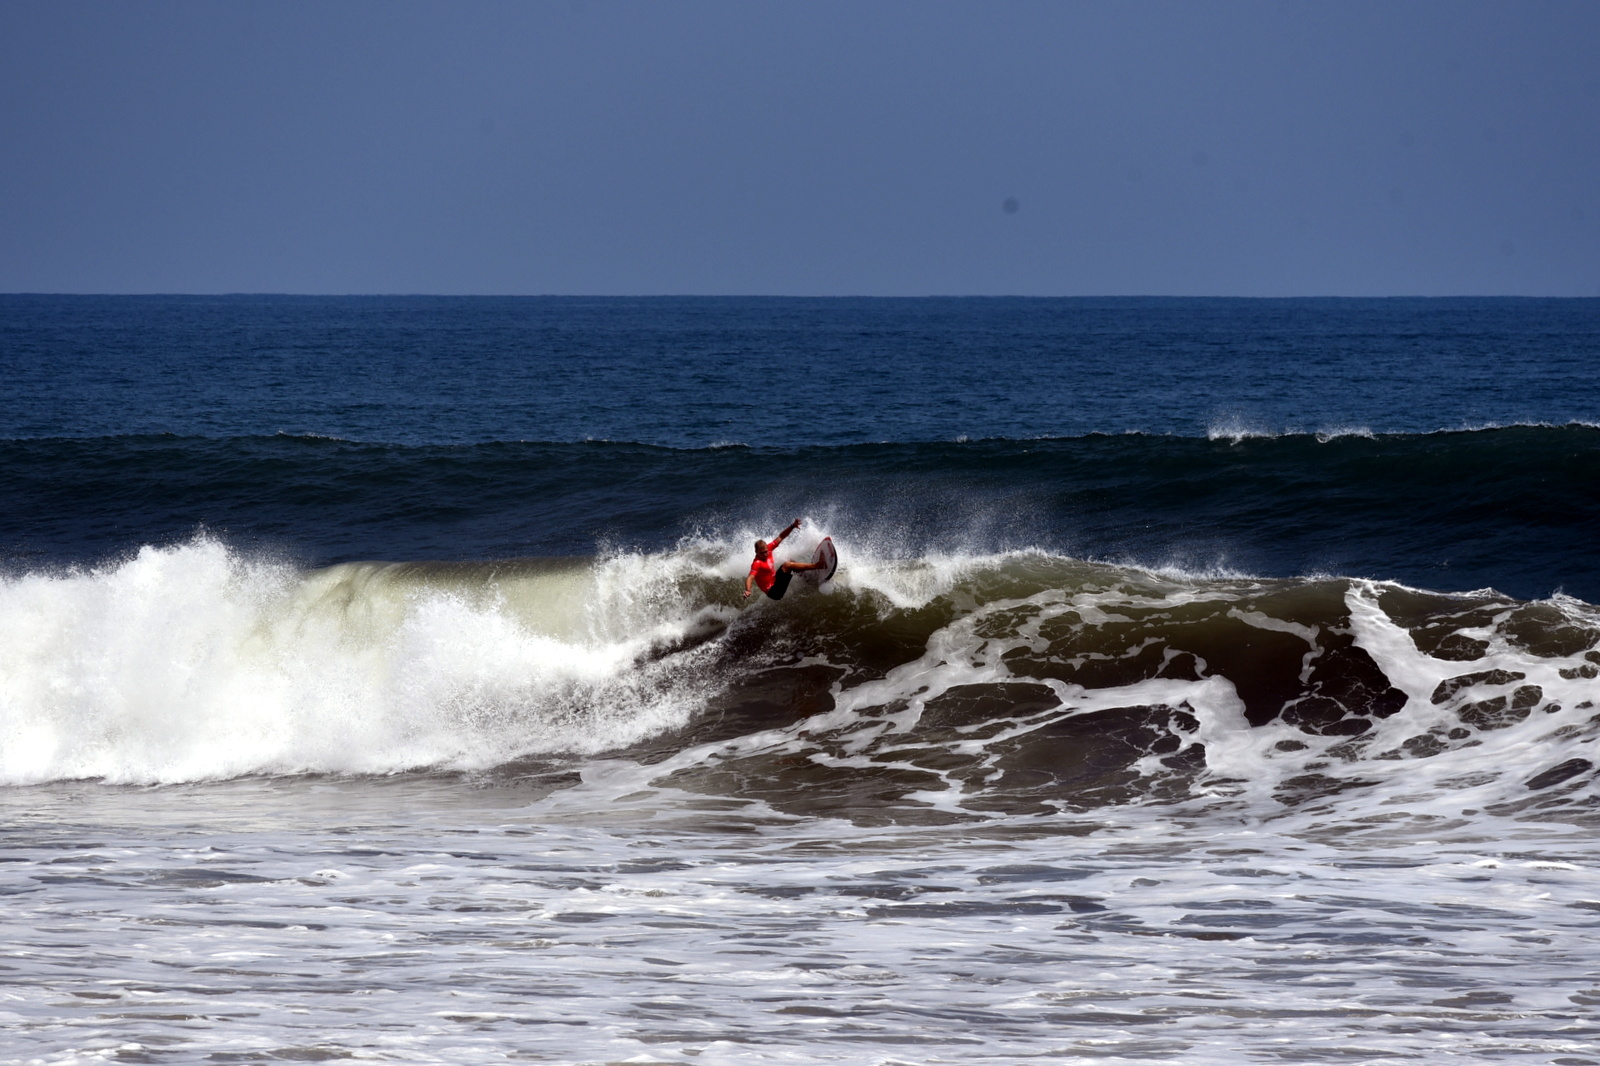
[2,0,1596,296]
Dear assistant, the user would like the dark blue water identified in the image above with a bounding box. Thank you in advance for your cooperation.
[3,295,1597,600]
[4,295,1597,445]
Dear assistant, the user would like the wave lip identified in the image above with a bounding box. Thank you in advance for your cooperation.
[1206,416,1278,443]
[1314,425,1376,442]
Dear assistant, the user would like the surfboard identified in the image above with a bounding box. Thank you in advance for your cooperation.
[803,536,838,588]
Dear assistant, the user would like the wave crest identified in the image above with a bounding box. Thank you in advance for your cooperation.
[4,536,1597,827]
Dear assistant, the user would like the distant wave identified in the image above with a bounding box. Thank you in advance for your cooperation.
[1204,419,1599,445]
[4,420,1599,449]
[3,424,1598,604]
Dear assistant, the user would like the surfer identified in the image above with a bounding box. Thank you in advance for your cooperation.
[744,518,828,600]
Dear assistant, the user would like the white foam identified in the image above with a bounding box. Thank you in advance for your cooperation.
[1205,415,1277,442]
[1314,424,1376,441]
[0,538,727,785]
[729,563,1600,820]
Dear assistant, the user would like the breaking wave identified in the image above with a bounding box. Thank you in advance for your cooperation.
[4,535,1596,828]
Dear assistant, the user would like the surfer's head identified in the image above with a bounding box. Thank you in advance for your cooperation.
[754,539,769,558]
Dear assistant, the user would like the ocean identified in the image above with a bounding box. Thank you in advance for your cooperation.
[2,294,1599,1064]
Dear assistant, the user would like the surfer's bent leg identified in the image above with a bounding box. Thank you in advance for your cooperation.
[764,568,796,601]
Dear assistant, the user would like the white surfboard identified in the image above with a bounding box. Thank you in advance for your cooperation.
[803,536,839,590]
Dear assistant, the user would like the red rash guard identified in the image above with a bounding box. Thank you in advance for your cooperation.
[749,556,777,592]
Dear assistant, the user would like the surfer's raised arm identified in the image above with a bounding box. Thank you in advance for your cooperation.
[770,518,801,546]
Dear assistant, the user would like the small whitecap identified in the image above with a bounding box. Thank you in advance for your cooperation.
[1314,425,1376,442]
[1206,416,1276,443]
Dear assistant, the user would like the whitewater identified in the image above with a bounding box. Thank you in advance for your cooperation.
[5,531,1597,799]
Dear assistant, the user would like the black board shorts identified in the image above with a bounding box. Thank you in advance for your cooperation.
[763,567,795,601]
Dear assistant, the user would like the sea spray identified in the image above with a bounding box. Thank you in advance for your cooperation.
[0,539,728,784]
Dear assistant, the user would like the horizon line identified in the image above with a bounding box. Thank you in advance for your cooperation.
[2,292,1595,301]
